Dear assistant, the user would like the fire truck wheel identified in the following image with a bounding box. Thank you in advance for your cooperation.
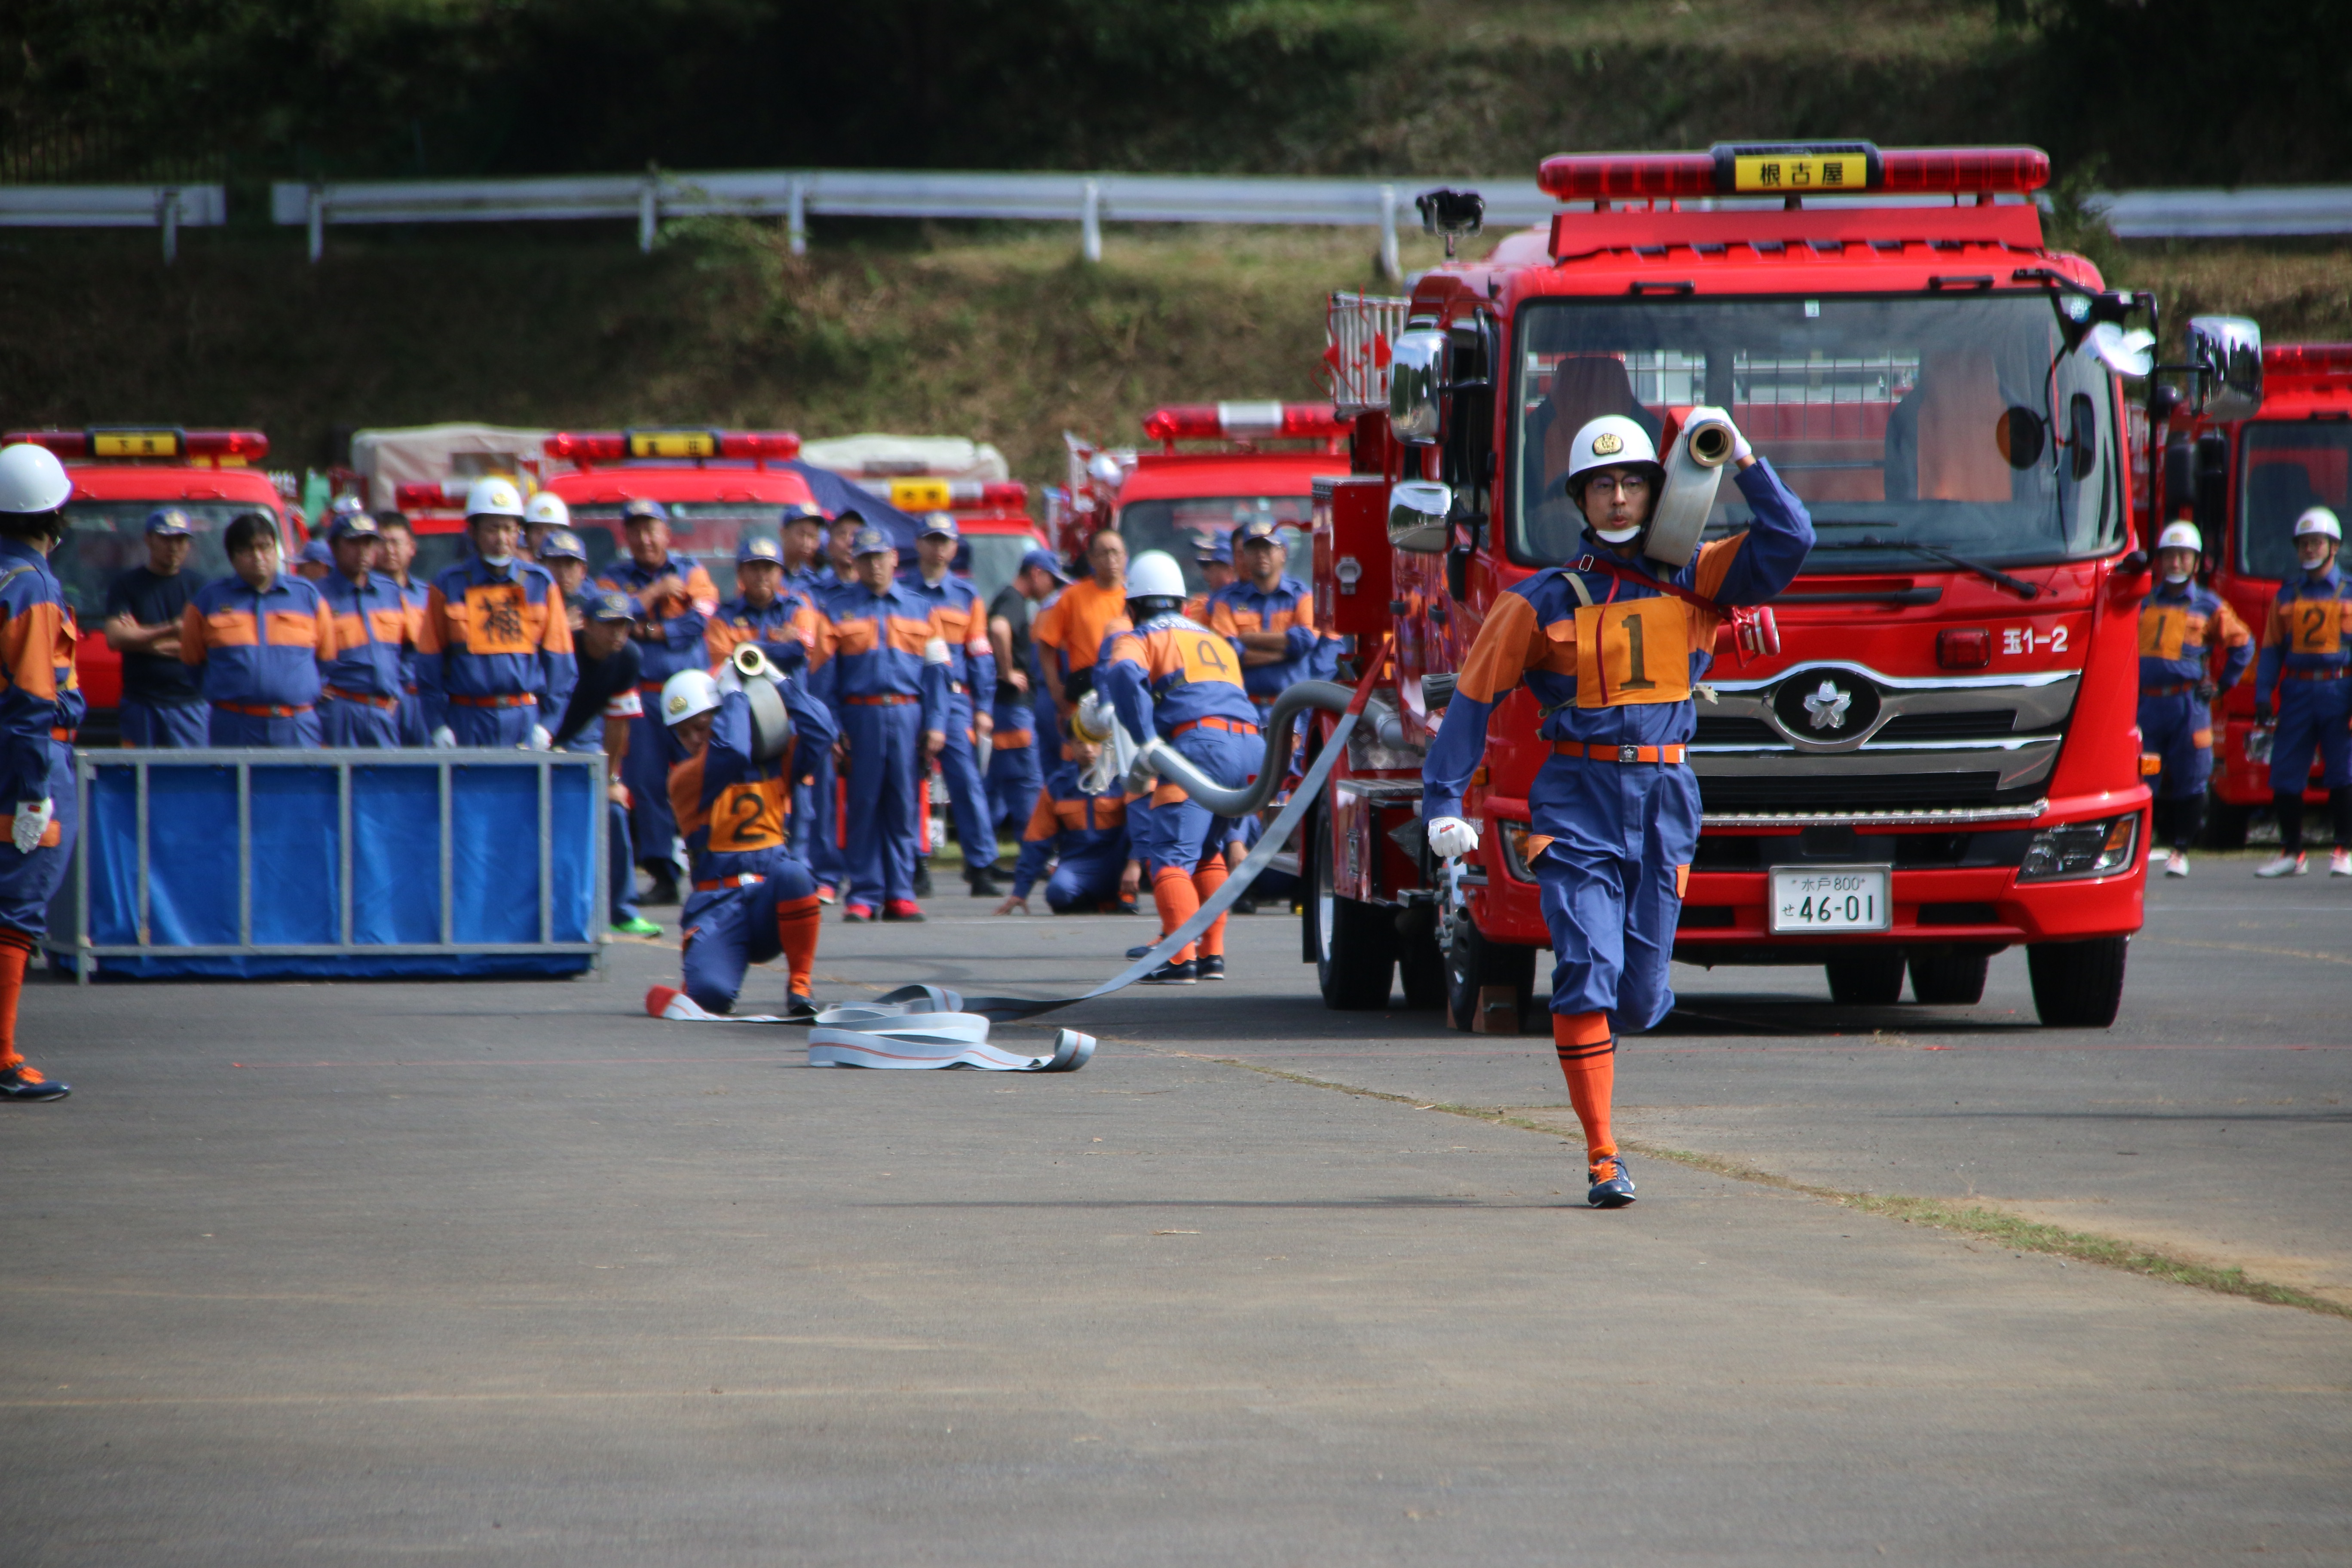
[1908,947,1990,1006]
[1824,950,1906,1006]
[2027,935,2128,1028]
[1396,920,1447,1011]
[2204,801,2251,849]
[1309,818,1396,1010]
[1445,919,1536,1033]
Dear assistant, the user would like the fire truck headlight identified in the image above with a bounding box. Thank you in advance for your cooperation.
[2016,814,2138,882]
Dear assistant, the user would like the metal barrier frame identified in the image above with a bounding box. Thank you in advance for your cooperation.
[0,184,228,262]
[59,748,606,983]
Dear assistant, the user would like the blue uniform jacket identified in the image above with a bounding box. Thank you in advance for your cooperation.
[898,570,997,716]
[2138,580,2252,692]
[705,590,814,675]
[597,553,719,688]
[670,681,839,885]
[1206,573,1318,702]
[1099,611,1262,744]
[416,557,577,732]
[394,578,427,693]
[318,570,413,701]
[1010,757,1130,899]
[809,581,949,733]
[1423,459,1815,829]
[2254,565,2352,706]
[0,539,84,803]
[179,571,335,713]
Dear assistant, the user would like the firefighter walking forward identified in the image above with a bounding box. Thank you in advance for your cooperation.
[1421,415,1812,1207]
[2138,521,2251,875]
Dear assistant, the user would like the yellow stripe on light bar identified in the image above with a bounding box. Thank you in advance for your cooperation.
[883,478,952,512]
[90,429,182,458]
[1730,154,1869,194]
[627,429,718,459]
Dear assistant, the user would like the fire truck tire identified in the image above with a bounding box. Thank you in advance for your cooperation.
[2027,935,2128,1028]
[1445,919,1536,1033]
[2204,800,2251,849]
[1396,922,1447,1011]
[1907,947,1989,1005]
[1824,950,1906,1006]
[1309,816,1395,1009]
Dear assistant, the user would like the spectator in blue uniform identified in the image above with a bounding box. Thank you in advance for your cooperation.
[180,512,334,747]
[316,512,412,747]
[416,478,575,750]
[1207,519,1318,721]
[550,590,663,938]
[596,498,720,904]
[985,547,1066,847]
[899,514,1001,896]
[376,514,431,744]
[102,507,208,747]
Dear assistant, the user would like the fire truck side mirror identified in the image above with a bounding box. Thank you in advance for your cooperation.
[1388,330,1449,444]
[2187,315,2263,422]
[1387,481,1453,552]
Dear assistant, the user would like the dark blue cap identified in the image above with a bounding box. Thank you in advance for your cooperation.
[619,498,668,526]
[1020,547,1071,584]
[1195,533,1232,564]
[297,539,335,565]
[587,589,640,624]
[1236,518,1283,544]
[328,512,382,542]
[144,507,193,536]
[782,504,825,527]
[536,527,586,562]
[918,513,959,541]
[737,535,784,565]
[851,525,893,557]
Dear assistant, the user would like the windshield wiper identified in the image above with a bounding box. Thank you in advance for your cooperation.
[1808,537,2041,600]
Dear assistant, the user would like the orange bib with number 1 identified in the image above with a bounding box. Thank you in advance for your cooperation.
[1573,598,1694,708]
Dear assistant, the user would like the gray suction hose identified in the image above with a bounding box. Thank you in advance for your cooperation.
[1131,679,1360,815]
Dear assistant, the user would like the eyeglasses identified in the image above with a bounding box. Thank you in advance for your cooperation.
[1586,473,1653,496]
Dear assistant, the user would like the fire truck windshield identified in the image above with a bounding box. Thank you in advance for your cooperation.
[51,501,260,622]
[1510,294,2122,573]
[1118,497,1312,592]
[2237,422,2352,580]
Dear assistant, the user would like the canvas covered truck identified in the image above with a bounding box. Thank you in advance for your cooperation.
[1298,143,2165,1030]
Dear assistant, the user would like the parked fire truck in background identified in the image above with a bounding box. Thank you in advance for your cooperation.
[1300,142,2168,1030]
[2164,337,2348,844]
[1,426,301,743]
[1053,403,1351,587]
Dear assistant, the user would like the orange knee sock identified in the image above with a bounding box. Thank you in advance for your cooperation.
[1190,856,1228,959]
[1151,866,1200,965]
[0,930,29,1071]
[1552,1010,1616,1162]
[775,894,822,997]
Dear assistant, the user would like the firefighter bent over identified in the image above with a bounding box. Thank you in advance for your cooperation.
[1096,549,1258,984]
[1421,415,1812,1207]
[417,478,575,749]
[2252,506,2352,877]
[994,738,1133,916]
[652,662,837,1017]
[2138,521,2251,875]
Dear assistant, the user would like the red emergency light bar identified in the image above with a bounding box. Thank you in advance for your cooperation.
[1141,402,1350,448]
[3,427,270,462]
[1537,142,2048,202]
[545,429,802,466]
[2263,343,2352,377]
[865,477,1031,511]
[394,481,466,512]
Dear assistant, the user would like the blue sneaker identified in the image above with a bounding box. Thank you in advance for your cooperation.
[1587,1153,1635,1208]
[0,1064,70,1102]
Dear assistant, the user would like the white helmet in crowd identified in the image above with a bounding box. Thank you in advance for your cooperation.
[660,668,722,728]
[2293,506,2343,542]
[524,490,570,529]
[1565,415,1663,543]
[1123,549,1187,612]
[2155,521,2203,554]
[465,476,527,521]
[0,443,73,517]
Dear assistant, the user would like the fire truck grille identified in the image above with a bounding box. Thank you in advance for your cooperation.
[1696,772,2009,812]
[1693,716,1779,745]
[1874,710,2018,741]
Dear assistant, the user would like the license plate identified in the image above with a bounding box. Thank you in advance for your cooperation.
[1769,865,1892,934]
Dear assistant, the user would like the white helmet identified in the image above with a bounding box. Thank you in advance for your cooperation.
[464,476,527,521]
[1124,548,1187,606]
[660,668,722,727]
[0,443,73,516]
[524,490,570,529]
[2155,521,2203,555]
[2294,506,2343,542]
[1564,415,1663,544]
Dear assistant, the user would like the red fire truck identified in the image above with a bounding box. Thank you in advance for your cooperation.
[2164,332,2346,844]
[1302,143,2159,1029]
[1,426,300,742]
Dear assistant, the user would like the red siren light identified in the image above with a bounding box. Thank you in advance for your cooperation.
[1538,142,2048,203]
[1141,402,1350,447]
[2263,343,2352,377]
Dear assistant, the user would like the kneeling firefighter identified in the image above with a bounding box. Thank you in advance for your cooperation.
[654,651,839,1018]
[1421,414,1813,1207]
[1094,549,1258,984]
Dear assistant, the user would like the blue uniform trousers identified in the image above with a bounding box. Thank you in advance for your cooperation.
[1142,728,1255,875]
[842,702,924,907]
[319,695,403,748]
[118,698,207,748]
[0,752,76,937]
[450,704,539,749]
[2270,676,2352,793]
[618,709,680,870]
[986,732,1041,840]
[1530,754,1701,1031]
[936,693,998,873]
[679,858,817,1014]
[397,689,428,746]
[1046,840,1130,913]
[208,706,321,747]
[558,738,641,925]
[2138,689,2214,799]
[791,746,844,889]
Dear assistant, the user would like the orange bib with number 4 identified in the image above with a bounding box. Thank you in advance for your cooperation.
[1574,598,1694,708]
[707,778,788,854]
[1143,626,1246,690]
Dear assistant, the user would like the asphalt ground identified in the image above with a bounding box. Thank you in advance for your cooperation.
[3,851,2348,1565]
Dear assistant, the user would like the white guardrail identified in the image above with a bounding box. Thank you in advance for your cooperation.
[0,184,225,261]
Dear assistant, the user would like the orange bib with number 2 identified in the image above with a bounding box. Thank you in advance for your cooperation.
[707,778,787,853]
[1573,598,1694,708]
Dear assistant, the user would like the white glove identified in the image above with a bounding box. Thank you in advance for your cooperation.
[528,725,552,752]
[12,798,52,855]
[1427,815,1480,860]
[430,725,457,749]
[1727,419,1754,463]
[714,661,745,696]
[923,637,951,668]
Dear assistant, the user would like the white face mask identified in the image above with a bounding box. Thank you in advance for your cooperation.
[2162,570,2191,585]
[481,553,514,569]
[1593,522,1642,545]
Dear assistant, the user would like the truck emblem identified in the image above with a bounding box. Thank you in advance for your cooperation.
[1802,679,1853,731]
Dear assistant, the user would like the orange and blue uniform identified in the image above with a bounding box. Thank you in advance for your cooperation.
[2254,563,2352,794]
[2137,580,2252,804]
[671,682,836,1012]
[317,570,414,747]
[1207,572,1318,711]
[1099,609,1260,967]
[1031,576,1130,706]
[601,552,719,871]
[1010,758,1132,913]
[416,556,576,746]
[704,585,818,674]
[179,571,336,747]
[0,536,83,936]
[900,567,999,881]
[810,580,950,911]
